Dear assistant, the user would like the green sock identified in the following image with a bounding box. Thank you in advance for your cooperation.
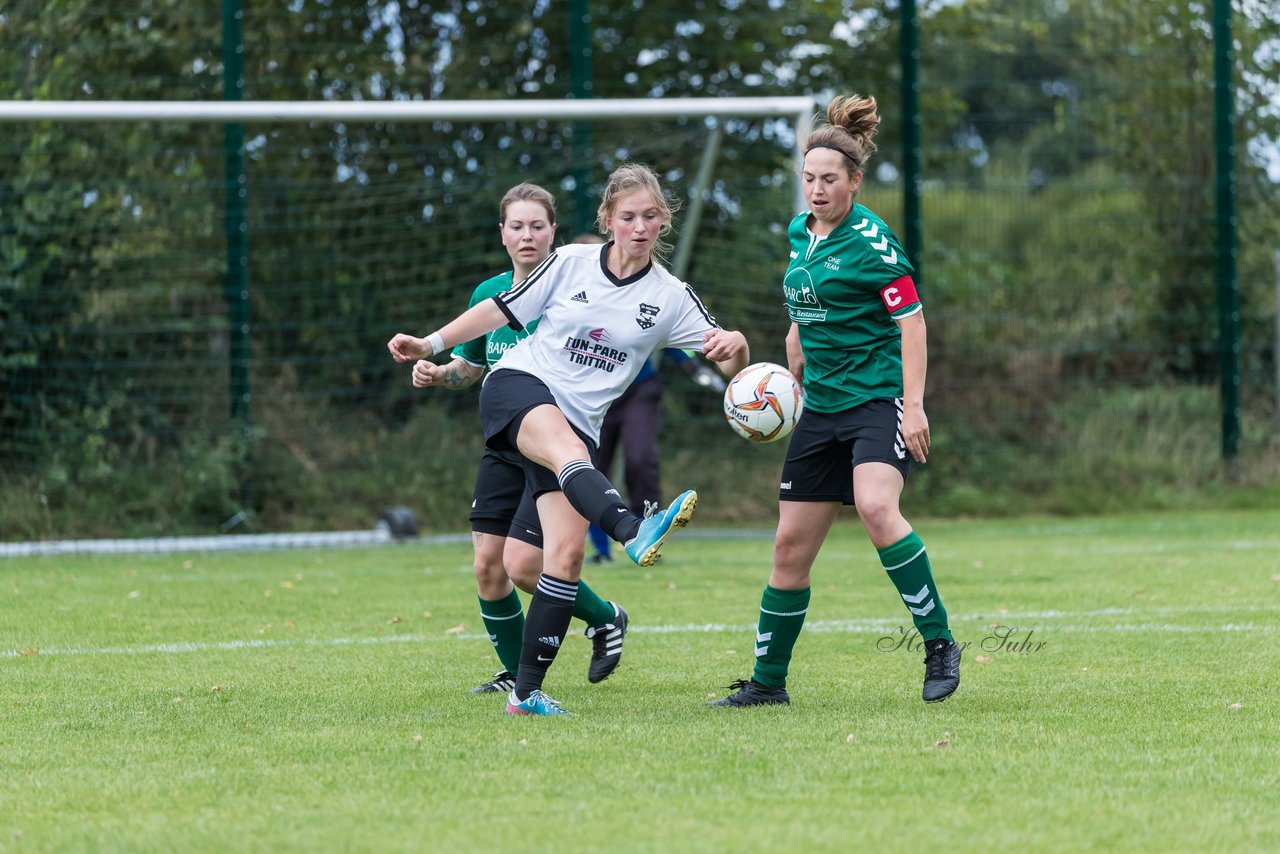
[878,531,952,642]
[572,579,616,628]
[478,588,524,675]
[751,585,811,688]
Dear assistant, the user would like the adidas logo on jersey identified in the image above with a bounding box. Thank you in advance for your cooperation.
[571,290,589,303]
[538,635,562,648]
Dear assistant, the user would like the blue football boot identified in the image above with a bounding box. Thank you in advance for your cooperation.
[505,689,571,716]
[623,489,698,567]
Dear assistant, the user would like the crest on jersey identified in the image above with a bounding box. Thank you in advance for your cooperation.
[783,269,828,324]
[635,302,660,330]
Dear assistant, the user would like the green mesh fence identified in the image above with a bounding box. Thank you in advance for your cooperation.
[2,2,1277,541]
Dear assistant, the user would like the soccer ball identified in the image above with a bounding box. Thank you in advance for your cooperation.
[723,362,804,443]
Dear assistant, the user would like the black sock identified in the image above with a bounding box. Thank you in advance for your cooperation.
[557,460,641,543]
[513,575,578,701]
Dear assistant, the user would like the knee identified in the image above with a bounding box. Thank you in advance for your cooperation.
[772,530,803,565]
[856,498,905,543]
[504,544,543,594]
[771,533,813,585]
[544,432,591,470]
[544,540,586,576]
[473,554,509,598]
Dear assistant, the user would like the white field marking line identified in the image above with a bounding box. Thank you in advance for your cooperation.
[0,529,767,558]
[5,527,1276,559]
[1048,539,1280,555]
[971,604,1280,618]
[6,611,1277,658]
[2,634,432,658]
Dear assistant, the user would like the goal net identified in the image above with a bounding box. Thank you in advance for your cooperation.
[1,97,818,548]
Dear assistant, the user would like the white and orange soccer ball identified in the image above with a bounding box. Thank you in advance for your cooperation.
[722,362,804,444]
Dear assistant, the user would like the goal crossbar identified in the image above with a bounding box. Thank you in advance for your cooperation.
[0,97,818,124]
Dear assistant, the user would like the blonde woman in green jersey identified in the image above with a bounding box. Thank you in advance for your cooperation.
[711,95,961,708]
[408,183,631,697]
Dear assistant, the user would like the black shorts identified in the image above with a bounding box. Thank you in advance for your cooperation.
[469,446,544,548]
[479,368,598,500]
[778,398,911,504]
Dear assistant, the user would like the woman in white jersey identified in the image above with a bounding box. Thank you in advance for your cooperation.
[709,94,961,709]
[388,163,749,715]
[407,183,632,697]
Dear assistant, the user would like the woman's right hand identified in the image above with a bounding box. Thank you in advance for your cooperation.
[411,359,450,388]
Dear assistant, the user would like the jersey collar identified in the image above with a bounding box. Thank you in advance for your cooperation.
[599,240,653,287]
[806,202,861,238]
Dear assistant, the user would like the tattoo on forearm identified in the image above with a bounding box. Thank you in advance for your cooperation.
[443,366,476,388]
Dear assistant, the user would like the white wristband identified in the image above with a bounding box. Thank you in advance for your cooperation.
[425,331,445,356]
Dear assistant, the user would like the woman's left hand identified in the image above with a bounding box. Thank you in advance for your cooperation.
[701,329,747,363]
[901,403,930,463]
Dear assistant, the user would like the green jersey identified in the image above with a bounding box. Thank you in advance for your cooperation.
[783,204,919,413]
[452,271,540,369]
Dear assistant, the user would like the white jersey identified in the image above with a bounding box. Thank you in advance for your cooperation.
[491,241,719,440]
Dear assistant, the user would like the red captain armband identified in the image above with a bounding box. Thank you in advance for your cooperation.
[879,276,920,314]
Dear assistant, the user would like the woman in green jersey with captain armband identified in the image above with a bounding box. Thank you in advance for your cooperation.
[711,94,961,708]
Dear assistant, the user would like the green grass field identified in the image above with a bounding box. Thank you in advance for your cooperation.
[3,509,1278,852]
